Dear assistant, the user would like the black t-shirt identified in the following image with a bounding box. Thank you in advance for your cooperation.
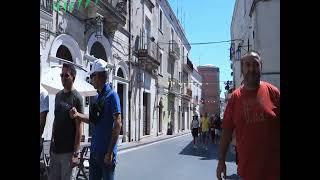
[214,119,221,130]
[51,90,83,153]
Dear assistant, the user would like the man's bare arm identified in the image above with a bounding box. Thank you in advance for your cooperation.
[74,121,82,152]
[107,113,122,155]
[40,111,48,137]
[70,107,89,124]
[76,113,90,124]
[218,128,233,161]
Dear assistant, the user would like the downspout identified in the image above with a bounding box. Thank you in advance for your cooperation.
[138,0,145,141]
[128,0,132,142]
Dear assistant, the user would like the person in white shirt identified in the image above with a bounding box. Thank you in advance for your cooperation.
[40,85,49,135]
[40,60,49,157]
[40,64,49,157]
[191,114,200,149]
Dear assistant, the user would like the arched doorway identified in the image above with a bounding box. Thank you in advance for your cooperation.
[158,98,163,133]
[56,45,73,62]
[114,65,129,142]
[117,68,125,136]
[88,41,108,138]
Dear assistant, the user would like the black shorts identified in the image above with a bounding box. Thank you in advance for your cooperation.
[192,128,198,137]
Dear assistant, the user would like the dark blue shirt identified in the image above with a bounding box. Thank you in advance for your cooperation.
[90,83,121,163]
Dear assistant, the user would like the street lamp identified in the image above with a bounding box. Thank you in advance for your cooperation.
[235,44,252,61]
[236,46,241,61]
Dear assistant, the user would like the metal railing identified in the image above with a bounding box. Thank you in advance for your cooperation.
[187,88,192,97]
[146,41,158,62]
[40,0,53,14]
[169,78,180,94]
[104,0,127,14]
[169,40,180,59]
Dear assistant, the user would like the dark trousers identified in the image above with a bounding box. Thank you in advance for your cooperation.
[89,152,115,180]
[40,138,44,157]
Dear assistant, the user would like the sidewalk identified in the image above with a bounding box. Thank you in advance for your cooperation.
[118,131,191,152]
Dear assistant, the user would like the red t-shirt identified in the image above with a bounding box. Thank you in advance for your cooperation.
[222,81,280,180]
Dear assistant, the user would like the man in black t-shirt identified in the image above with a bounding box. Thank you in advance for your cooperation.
[49,63,83,180]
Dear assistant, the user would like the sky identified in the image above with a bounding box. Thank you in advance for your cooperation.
[167,0,235,98]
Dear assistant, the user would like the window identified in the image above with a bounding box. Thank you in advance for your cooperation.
[159,9,163,31]
[179,72,181,83]
[253,31,255,39]
[171,28,174,41]
[159,52,163,75]
[145,17,151,47]
[182,47,185,62]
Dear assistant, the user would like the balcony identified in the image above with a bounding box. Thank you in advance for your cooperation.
[88,0,127,37]
[182,87,192,99]
[184,57,194,72]
[40,0,53,25]
[138,41,160,72]
[187,88,192,97]
[169,40,180,60]
[40,0,53,15]
[169,78,181,95]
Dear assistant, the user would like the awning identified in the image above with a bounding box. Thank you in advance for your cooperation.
[41,66,97,97]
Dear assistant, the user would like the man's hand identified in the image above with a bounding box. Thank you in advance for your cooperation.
[216,160,227,180]
[104,152,113,166]
[70,156,79,168]
[69,107,78,119]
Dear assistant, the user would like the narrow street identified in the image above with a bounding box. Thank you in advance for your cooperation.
[116,134,238,180]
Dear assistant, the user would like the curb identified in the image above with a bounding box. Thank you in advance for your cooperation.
[118,132,191,152]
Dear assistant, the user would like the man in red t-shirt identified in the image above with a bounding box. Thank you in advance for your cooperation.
[216,51,280,180]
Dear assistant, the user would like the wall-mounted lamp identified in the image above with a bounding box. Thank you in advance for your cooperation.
[95,14,103,38]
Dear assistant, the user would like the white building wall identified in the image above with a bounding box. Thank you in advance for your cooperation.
[254,0,280,89]
[231,0,280,89]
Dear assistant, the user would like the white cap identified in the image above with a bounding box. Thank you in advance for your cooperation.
[88,59,108,75]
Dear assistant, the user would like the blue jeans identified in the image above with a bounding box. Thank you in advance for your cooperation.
[89,152,115,180]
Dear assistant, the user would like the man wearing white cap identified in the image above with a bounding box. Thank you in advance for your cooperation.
[70,59,122,180]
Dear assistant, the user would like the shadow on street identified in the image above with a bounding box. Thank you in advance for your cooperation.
[178,138,236,162]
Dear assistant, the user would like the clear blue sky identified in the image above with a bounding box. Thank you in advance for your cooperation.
[168,0,235,98]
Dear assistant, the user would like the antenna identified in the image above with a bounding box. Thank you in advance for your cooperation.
[177,0,179,19]
[183,12,186,31]
[180,1,182,23]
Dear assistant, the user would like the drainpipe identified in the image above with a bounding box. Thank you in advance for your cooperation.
[128,0,132,142]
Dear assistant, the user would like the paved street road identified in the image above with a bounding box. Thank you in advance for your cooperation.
[115,134,238,180]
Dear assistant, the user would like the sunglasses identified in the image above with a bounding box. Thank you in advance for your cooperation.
[60,73,71,78]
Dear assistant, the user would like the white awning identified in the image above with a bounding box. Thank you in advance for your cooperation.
[41,66,97,97]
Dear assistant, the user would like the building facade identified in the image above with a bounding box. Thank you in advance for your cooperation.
[230,0,280,89]
[198,65,220,117]
[128,0,193,140]
[190,66,202,119]
[41,0,195,143]
[40,0,130,142]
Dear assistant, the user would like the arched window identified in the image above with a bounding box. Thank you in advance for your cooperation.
[56,45,73,62]
[117,68,124,78]
[90,42,107,61]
